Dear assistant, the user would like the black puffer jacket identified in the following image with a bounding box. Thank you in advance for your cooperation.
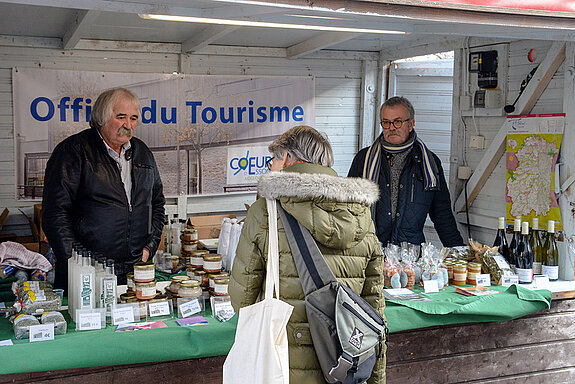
[42,127,165,279]
[348,144,463,247]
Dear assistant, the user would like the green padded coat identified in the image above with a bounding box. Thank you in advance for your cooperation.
[229,163,386,384]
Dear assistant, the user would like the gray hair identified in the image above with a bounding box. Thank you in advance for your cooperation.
[89,88,140,129]
[268,125,334,167]
[381,96,415,120]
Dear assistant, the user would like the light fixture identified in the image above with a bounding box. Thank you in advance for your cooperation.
[138,14,407,35]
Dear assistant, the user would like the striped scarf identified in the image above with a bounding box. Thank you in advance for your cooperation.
[362,131,439,190]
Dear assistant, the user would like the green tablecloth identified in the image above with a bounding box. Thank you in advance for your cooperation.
[0,306,237,375]
[383,284,552,333]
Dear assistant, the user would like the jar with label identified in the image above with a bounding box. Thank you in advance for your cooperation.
[138,299,149,319]
[180,251,191,267]
[444,260,454,284]
[181,227,199,242]
[209,272,229,291]
[133,262,155,283]
[453,262,468,286]
[136,280,157,300]
[203,254,223,273]
[214,277,230,296]
[179,279,202,298]
[194,270,209,287]
[168,275,191,294]
[467,262,482,285]
[126,272,135,292]
[190,250,208,269]
[120,291,138,304]
[171,255,180,270]
[181,241,198,253]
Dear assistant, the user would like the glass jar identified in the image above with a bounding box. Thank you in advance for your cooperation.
[171,255,180,270]
[213,277,230,296]
[181,228,198,242]
[467,262,482,285]
[126,272,135,292]
[203,254,223,273]
[138,299,149,319]
[209,272,229,291]
[168,275,191,294]
[194,270,209,287]
[186,267,196,279]
[190,250,208,269]
[181,241,198,253]
[120,291,138,304]
[179,279,202,298]
[453,263,468,286]
[136,280,157,300]
[443,260,454,284]
[133,262,155,283]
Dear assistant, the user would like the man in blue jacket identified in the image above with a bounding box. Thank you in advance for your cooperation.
[348,96,463,247]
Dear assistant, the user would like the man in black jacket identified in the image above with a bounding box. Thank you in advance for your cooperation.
[348,96,463,247]
[42,88,165,287]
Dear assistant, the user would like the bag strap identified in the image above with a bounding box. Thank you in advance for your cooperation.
[277,202,337,295]
[265,198,281,299]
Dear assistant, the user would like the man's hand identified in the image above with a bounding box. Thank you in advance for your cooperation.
[142,247,150,262]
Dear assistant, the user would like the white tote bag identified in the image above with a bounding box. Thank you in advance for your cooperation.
[223,199,294,384]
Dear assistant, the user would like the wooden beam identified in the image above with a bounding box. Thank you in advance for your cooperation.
[62,10,101,50]
[181,25,239,53]
[286,32,360,59]
[454,41,566,214]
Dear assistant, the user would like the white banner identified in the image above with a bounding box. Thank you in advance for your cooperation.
[12,68,314,199]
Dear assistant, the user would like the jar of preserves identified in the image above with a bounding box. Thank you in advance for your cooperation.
[168,275,191,294]
[186,267,196,279]
[133,262,155,283]
[453,263,468,286]
[213,277,230,296]
[138,299,149,319]
[203,254,223,273]
[181,241,198,253]
[443,260,454,284]
[190,250,208,269]
[171,255,180,270]
[120,291,138,304]
[126,272,135,292]
[467,262,482,285]
[194,269,209,287]
[136,280,157,300]
[209,272,229,291]
[181,228,198,242]
[179,279,202,298]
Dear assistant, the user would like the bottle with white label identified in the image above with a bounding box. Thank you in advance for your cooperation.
[542,220,559,281]
[101,259,118,322]
[530,218,544,275]
[493,217,510,264]
[516,222,533,284]
[75,250,96,320]
[94,255,106,309]
[68,244,82,318]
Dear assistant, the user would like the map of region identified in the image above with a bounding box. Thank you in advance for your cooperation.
[507,135,558,217]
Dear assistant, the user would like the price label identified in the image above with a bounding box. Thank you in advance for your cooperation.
[533,275,550,289]
[148,301,170,317]
[179,299,201,318]
[29,323,54,343]
[77,312,102,331]
[501,275,519,287]
[476,274,491,287]
[0,339,13,346]
[423,279,439,293]
[213,302,235,322]
[112,306,135,325]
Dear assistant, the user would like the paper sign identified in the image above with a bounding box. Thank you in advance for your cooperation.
[29,323,54,343]
[0,339,13,346]
[112,306,135,324]
[423,280,439,293]
[77,312,102,331]
[213,301,235,322]
[179,299,201,318]
[148,301,170,317]
[501,275,519,287]
[533,275,550,289]
[476,274,491,287]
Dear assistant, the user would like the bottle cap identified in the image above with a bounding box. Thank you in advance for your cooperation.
[498,217,505,229]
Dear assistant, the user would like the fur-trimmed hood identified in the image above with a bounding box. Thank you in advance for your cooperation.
[258,168,379,206]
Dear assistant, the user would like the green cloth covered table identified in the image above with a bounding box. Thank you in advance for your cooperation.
[0,306,237,375]
[384,284,552,333]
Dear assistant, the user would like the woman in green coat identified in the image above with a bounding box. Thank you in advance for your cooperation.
[229,126,386,384]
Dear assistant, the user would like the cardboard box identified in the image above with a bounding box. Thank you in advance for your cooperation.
[187,214,236,240]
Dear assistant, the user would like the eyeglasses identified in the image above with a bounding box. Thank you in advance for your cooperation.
[380,119,411,129]
[266,157,274,170]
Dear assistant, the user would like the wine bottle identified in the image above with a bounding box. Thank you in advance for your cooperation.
[516,222,533,284]
[508,218,521,267]
[530,218,544,275]
[542,220,559,281]
[493,217,510,264]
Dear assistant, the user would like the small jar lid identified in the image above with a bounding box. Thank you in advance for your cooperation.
[204,254,222,261]
[134,261,154,269]
[136,279,157,287]
[214,277,230,284]
[171,275,191,283]
[468,262,482,268]
[194,270,207,276]
[181,280,200,288]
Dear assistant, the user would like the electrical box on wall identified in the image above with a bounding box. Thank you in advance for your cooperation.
[461,43,508,117]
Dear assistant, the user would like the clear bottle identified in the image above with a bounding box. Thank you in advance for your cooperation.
[493,217,510,265]
[530,218,544,275]
[171,216,182,256]
[101,259,118,322]
[516,222,533,284]
[94,255,106,308]
[68,244,82,318]
[164,218,172,254]
[542,220,559,281]
[75,250,96,320]
[508,218,522,267]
